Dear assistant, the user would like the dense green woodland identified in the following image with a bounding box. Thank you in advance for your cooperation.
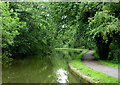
[1,1,120,66]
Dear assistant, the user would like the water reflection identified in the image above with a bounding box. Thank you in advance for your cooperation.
[3,50,81,83]
[56,68,68,83]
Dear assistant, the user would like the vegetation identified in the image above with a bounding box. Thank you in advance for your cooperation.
[71,50,119,83]
[1,2,55,66]
[55,48,83,51]
[1,1,120,83]
[99,60,118,68]
[94,52,118,68]
[49,2,120,63]
[75,50,88,59]
[2,2,120,64]
[72,59,119,83]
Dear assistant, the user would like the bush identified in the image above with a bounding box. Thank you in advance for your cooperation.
[108,43,119,64]
[2,51,13,67]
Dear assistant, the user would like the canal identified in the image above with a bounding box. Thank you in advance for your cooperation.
[3,50,82,83]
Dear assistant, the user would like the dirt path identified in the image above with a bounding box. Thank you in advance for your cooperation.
[81,51,120,79]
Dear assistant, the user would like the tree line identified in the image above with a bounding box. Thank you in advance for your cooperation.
[1,2,120,66]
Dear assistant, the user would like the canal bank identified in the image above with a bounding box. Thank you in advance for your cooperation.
[69,63,97,83]
[2,48,119,83]
[69,50,119,83]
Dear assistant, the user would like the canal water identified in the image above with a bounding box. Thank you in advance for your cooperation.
[2,50,81,83]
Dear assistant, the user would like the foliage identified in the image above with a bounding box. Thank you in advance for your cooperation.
[3,2,55,58]
[50,2,120,61]
[2,51,13,67]
[1,2,22,66]
[1,2,21,48]
[2,2,120,65]
[75,50,88,59]
[88,10,120,59]
[108,41,119,63]
[99,60,118,68]
[88,11,119,41]
[94,51,118,68]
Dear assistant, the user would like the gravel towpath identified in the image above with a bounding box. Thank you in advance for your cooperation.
[81,51,120,79]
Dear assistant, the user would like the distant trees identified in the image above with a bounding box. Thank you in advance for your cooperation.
[1,1,120,65]
[50,2,120,62]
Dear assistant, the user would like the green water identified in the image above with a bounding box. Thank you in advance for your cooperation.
[3,50,81,83]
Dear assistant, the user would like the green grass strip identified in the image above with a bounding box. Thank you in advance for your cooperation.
[75,50,88,59]
[55,48,83,51]
[99,60,118,68]
[71,51,119,83]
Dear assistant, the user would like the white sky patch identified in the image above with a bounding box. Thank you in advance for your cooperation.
[62,15,67,19]
[62,25,65,28]
[62,24,67,28]
[44,0,49,2]
[41,6,45,8]
[47,14,50,16]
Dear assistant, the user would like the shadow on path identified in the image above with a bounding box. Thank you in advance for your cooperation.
[81,51,120,79]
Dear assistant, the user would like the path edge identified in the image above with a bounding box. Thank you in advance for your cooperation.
[68,63,98,83]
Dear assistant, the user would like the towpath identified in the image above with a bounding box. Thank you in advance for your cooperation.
[81,51,120,79]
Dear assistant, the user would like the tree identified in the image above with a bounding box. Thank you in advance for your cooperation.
[88,11,120,60]
[8,2,55,57]
[1,2,22,66]
[1,2,21,50]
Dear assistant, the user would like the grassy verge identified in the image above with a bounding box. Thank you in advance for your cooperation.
[71,50,119,83]
[99,60,118,68]
[55,48,83,51]
[75,51,88,59]
[93,52,118,68]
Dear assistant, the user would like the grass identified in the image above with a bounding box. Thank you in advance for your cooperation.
[55,48,84,51]
[93,52,118,68]
[71,50,119,83]
[99,60,118,68]
[75,50,88,59]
